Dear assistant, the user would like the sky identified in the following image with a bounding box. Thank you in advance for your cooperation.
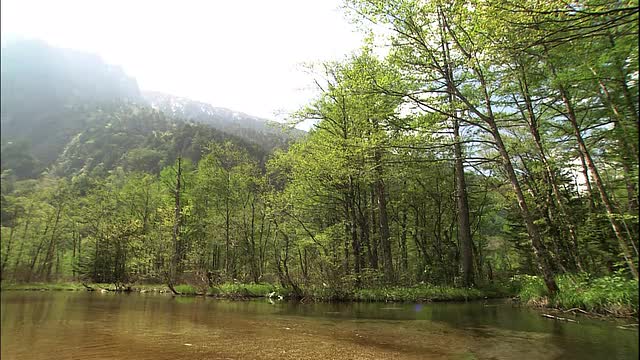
[1,0,366,122]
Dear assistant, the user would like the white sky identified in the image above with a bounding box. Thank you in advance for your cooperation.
[1,0,365,122]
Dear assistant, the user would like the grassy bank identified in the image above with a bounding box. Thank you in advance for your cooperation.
[172,283,279,297]
[513,274,639,318]
[1,282,89,291]
[1,281,509,302]
[290,283,512,302]
[173,283,512,302]
[4,276,636,318]
[0,282,172,292]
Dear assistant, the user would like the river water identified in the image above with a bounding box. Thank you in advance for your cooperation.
[1,291,637,359]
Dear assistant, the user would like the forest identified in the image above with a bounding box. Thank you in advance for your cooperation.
[1,0,638,315]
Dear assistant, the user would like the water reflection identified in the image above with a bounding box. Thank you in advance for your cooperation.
[1,291,637,360]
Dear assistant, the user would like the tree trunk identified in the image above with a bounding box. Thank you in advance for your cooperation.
[589,66,639,212]
[225,171,231,276]
[1,211,17,279]
[44,204,63,282]
[343,198,351,274]
[374,149,393,282]
[358,188,372,271]
[28,219,51,282]
[370,188,379,270]
[439,8,474,286]
[348,177,362,278]
[453,118,474,286]
[440,5,558,293]
[400,209,409,273]
[474,64,558,293]
[488,116,559,293]
[557,82,639,279]
[13,206,32,280]
[72,228,77,281]
[517,67,583,271]
[168,157,183,294]
[249,198,259,283]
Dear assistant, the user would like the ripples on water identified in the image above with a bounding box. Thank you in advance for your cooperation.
[1,291,637,359]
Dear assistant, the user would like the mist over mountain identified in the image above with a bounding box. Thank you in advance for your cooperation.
[1,39,141,113]
[144,91,304,151]
[0,40,304,179]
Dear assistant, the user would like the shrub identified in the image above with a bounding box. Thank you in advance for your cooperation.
[352,285,488,302]
[174,284,198,295]
[513,274,638,316]
[512,274,548,304]
[209,283,277,297]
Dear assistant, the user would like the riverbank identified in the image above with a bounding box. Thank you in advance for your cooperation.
[1,281,510,302]
[0,282,172,293]
[513,274,639,318]
[3,275,637,319]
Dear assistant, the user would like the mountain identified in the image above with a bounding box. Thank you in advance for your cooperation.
[48,103,266,177]
[144,91,305,152]
[1,39,141,115]
[0,40,304,179]
[1,40,146,175]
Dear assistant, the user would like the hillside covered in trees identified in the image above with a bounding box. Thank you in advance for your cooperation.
[0,40,301,179]
[0,0,637,313]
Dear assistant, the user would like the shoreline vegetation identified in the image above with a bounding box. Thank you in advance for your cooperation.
[514,274,638,319]
[2,274,637,320]
[0,281,509,301]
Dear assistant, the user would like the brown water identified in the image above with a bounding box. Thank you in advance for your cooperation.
[1,291,637,360]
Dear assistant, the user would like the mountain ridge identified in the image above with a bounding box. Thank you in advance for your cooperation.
[0,40,304,180]
[143,90,305,150]
[0,39,303,140]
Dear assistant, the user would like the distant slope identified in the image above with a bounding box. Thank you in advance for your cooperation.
[1,39,141,116]
[0,40,298,179]
[0,41,304,178]
[144,91,305,152]
[48,103,265,177]
[1,40,144,172]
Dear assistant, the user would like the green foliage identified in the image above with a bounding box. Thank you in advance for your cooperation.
[174,284,199,295]
[0,141,40,179]
[353,286,491,302]
[0,282,86,291]
[554,275,639,316]
[515,274,639,316]
[210,283,278,297]
[512,275,549,304]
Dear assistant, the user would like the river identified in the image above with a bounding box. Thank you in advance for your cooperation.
[1,291,637,359]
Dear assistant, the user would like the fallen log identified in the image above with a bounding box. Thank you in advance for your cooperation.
[541,313,577,323]
[562,307,588,314]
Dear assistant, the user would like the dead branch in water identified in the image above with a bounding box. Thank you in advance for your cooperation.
[541,313,578,323]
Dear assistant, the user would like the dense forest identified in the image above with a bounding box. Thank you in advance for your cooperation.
[1,0,637,303]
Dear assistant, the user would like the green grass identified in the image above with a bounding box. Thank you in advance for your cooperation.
[4,276,636,318]
[280,283,512,302]
[0,282,172,292]
[1,282,87,291]
[1,281,512,303]
[208,283,279,297]
[131,284,171,292]
[513,274,639,317]
[351,284,508,302]
[353,286,481,302]
[173,284,199,295]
